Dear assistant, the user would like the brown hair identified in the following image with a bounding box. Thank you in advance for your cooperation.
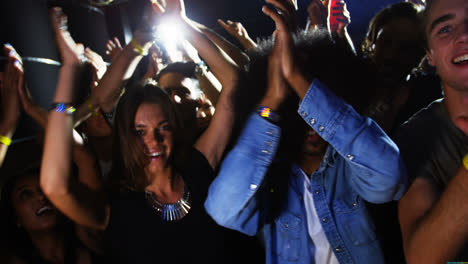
[362,2,422,55]
[421,0,435,48]
[111,81,187,192]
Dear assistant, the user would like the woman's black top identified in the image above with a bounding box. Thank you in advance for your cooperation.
[104,148,264,264]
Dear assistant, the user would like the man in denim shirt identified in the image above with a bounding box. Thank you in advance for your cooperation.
[204,1,407,263]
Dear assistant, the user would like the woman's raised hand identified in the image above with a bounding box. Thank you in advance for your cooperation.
[49,7,85,66]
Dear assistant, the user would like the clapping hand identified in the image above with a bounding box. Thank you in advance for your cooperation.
[50,7,85,66]
[306,0,328,30]
[1,44,22,127]
[217,19,257,49]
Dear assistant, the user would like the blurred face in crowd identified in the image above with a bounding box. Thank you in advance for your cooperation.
[134,103,173,175]
[302,127,327,156]
[158,72,190,91]
[12,174,58,232]
[196,101,215,131]
[158,72,199,128]
[426,0,468,135]
[372,17,424,84]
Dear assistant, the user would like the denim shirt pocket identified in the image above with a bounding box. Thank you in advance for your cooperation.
[276,212,302,262]
[333,192,360,214]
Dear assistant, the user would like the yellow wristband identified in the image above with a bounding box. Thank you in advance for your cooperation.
[463,153,468,171]
[0,135,12,146]
[130,38,148,56]
[86,99,99,116]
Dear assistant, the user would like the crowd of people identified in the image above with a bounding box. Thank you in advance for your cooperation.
[0,0,466,263]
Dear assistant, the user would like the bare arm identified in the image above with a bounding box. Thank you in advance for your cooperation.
[398,169,468,263]
[0,45,22,168]
[41,63,109,230]
[185,18,239,169]
[73,47,108,127]
[194,20,250,68]
[40,7,109,230]
[177,38,223,105]
[91,30,152,113]
[262,0,311,99]
[217,19,257,51]
[157,0,239,169]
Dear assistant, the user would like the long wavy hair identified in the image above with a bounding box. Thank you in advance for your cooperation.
[111,81,187,192]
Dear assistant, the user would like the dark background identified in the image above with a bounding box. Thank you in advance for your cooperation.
[0,0,401,140]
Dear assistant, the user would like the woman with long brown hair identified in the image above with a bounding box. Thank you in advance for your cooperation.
[39,0,262,263]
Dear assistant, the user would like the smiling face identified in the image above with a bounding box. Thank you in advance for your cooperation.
[11,174,58,232]
[426,0,468,92]
[134,103,173,175]
[425,0,468,135]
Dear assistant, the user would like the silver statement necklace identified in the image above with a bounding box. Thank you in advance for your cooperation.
[144,186,191,221]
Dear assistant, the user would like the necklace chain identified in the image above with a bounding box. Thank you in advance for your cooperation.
[144,186,191,221]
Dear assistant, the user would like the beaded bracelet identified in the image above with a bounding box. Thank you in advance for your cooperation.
[49,103,76,115]
[463,153,468,171]
[130,38,148,56]
[85,99,99,116]
[257,106,280,124]
[0,135,12,146]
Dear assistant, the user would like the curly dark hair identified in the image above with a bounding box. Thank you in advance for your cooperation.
[231,29,376,158]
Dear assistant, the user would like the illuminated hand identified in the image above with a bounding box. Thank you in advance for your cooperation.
[1,44,22,126]
[84,47,107,87]
[217,19,257,49]
[150,0,186,22]
[262,4,295,81]
[265,0,298,31]
[306,0,328,30]
[262,1,310,99]
[258,5,295,110]
[144,44,164,80]
[105,37,123,62]
[49,7,85,66]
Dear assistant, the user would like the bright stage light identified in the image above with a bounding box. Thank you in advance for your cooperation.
[154,19,186,62]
